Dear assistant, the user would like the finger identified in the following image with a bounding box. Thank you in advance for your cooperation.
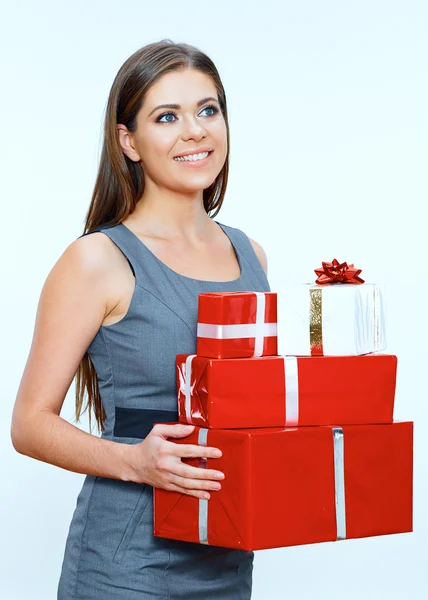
[163,482,212,500]
[152,423,195,439]
[170,462,225,481]
[170,442,222,459]
[168,472,222,491]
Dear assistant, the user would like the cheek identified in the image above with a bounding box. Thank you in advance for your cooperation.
[144,130,174,155]
[211,118,227,140]
[211,121,228,155]
[138,131,175,169]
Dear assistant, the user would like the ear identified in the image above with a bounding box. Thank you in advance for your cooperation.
[117,124,141,162]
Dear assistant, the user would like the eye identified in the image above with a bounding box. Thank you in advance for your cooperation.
[201,105,219,117]
[156,111,177,123]
[156,105,220,123]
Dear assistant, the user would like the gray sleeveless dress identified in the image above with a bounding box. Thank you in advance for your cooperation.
[57,220,271,600]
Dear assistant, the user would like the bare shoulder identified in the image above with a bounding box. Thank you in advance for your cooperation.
[42,230,123,341]
[66,230,117,272]
[60,231,130,315]
[60,230,132,288]
[248,237,268,275]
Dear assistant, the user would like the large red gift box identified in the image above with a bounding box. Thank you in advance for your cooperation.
[176,353,397,428]
[196,292,278,358]
[154,422,413,551]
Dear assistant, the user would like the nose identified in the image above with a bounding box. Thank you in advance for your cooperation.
[180,115,207,140]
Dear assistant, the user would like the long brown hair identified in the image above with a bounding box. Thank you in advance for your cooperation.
[74,39,231,433]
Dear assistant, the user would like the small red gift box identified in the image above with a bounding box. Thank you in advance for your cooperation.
[196,292,278,359]
[154,422,413,551]
[176,353,397,428]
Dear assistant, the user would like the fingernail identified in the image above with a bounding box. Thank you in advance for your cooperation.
[212,450,222,457]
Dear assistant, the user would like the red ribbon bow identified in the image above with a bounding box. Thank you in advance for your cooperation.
[314,258,365,284]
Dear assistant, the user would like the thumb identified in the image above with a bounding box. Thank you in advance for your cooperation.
[153,423,195,439]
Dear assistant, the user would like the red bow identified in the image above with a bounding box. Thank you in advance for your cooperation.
[314,259,365,284]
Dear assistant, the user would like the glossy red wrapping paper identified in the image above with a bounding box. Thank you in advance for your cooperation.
[176,353,397,428]
[153,422,413,551]
[196,292,278,358]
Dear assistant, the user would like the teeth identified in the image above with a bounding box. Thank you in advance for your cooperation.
[174,151,210,162]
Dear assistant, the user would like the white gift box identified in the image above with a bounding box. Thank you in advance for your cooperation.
[278,283,386,356]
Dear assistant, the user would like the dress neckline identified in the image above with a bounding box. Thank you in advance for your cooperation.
[118,220,244,285]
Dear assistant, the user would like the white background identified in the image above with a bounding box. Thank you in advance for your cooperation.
[1,1,427,598]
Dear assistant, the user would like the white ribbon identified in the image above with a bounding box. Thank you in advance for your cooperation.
[253,292,266,357]
[198,427,209,544]
[196,322,277,339]
[184,354,197,424]
[283,356,299,426]
[197,292,276,357]
[332,427,346,540]
[197,425,347,546]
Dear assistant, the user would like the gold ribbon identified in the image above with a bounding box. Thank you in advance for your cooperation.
[309,287,324,356]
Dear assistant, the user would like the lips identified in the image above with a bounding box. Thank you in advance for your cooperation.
[172,150,214,167]
[173,148,214,159]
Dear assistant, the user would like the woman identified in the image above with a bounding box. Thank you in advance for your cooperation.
[11,39,270,599]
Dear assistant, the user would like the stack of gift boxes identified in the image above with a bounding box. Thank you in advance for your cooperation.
[154,260,413,551]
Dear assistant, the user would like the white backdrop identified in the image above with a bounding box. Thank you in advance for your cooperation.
[1,1,427,598]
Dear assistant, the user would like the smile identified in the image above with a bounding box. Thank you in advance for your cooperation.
[173,151,214,167]
[173,151,212,162]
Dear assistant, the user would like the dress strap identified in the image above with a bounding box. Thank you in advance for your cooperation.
[214,221,271,291]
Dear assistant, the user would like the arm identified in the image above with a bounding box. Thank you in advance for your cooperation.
[10,233,224,498]
[10,232,134,480]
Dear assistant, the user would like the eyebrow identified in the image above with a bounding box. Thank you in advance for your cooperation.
[147,96,219,117]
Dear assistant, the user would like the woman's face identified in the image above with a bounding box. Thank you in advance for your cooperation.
[118,68,228,194]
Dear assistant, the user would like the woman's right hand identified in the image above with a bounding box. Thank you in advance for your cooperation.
[125,423,225,499]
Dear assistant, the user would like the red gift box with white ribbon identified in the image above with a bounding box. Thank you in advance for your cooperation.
[176,353,397,429]
[196,292,278,359]
[153,422,413,551]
